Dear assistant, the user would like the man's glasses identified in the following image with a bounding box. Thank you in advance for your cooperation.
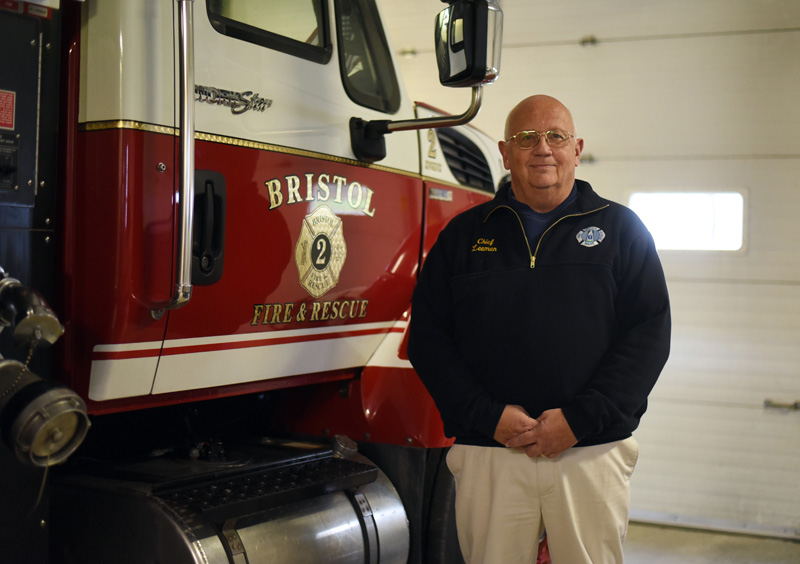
[506,129,575,149]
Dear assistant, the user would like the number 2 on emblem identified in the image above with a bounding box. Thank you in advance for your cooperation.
[312,234,332,270]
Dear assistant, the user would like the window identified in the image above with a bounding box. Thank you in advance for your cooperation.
[207,0,331,64]
[334,0,400,113]
[628,191,745,251]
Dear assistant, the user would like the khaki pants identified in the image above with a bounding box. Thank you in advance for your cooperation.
[446,437,639,564]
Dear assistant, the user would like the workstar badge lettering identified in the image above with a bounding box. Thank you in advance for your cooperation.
[195,84,272,114]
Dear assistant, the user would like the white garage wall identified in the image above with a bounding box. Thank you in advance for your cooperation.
[379,0,800,538]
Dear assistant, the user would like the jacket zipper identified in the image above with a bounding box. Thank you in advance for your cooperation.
[485,204,609,268]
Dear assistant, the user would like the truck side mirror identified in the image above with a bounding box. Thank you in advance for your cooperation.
[435,0,502,87]
[350,0,503,163]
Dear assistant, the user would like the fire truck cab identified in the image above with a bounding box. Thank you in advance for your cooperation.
[0,0,504,562]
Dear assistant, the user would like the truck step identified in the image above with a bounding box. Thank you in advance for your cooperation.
[158,455,378,522]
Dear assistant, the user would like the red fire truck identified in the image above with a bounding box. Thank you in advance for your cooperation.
[0,0,504,562]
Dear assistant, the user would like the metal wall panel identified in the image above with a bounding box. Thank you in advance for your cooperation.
[631,281,800,538]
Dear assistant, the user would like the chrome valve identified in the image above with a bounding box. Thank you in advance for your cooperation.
[0,269,64,347]
[0,267,88,466]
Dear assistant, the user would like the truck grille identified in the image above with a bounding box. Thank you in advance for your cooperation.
[437,127,495,193]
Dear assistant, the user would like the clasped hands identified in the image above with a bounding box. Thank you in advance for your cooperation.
[493,404,577,458]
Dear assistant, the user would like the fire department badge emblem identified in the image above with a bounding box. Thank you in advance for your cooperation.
[295,206,347,297]
[576,226,605,248]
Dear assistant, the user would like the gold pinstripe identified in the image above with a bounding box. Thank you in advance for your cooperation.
[79,119,493,193]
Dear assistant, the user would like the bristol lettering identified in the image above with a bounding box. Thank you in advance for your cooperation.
[265,173,376,217]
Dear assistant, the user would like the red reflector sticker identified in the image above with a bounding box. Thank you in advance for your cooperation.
[0,90,15,130]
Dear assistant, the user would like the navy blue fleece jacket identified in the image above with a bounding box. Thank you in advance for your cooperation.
[408,180,671,447]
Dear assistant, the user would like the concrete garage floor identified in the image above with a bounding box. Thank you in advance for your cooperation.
[624,523,800,564]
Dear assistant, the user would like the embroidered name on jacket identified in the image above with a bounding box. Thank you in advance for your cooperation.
[472,238,497,252]
[576,226,605,247]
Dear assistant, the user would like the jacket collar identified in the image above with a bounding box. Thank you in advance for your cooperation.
[488,179,607,219]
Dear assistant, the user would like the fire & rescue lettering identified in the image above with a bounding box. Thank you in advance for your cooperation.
[251,299,369,325]
[265,173,376,217]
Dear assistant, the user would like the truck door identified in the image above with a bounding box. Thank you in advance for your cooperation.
[352,110,505,447]
[148,0,425,402]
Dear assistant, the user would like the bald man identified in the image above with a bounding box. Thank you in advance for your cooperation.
[408,95,671,563]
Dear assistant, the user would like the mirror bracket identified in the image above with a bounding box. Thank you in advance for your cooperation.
[350,86,483,163]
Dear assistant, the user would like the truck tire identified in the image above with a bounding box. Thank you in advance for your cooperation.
[425,449,465,564]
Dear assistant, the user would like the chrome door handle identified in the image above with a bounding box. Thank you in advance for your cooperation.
[152,0,196,319]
